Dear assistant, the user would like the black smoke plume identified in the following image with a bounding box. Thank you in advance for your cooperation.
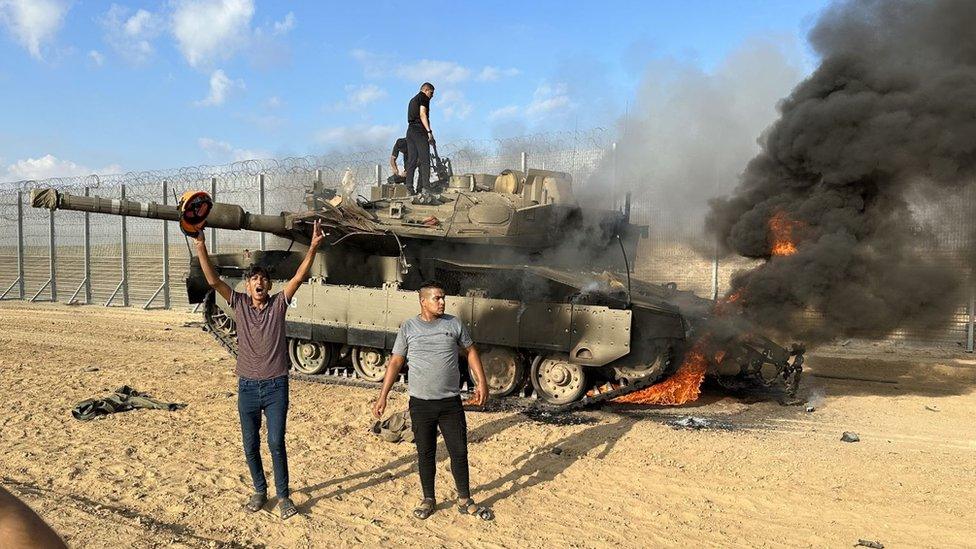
[707,0,976,344]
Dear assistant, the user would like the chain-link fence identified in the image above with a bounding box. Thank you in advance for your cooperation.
[1,128,973,349]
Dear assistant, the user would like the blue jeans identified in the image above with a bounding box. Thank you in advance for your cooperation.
[237,375,289,499]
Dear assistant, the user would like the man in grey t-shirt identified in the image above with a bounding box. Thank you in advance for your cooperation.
[372,280,493,521]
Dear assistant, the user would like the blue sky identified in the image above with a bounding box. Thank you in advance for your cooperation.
[0,0,831,182]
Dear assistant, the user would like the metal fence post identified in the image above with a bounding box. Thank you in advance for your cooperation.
[375,163,382,185]
[520,151,527,174]
[84,187,91,303]
[30,206,57,302]
[121,184,129,306]
[259,173,266,251]
[209,177,217,254]
[163,180,170,308]
[711,243,720,301]
[16,190,24,299]
[145,180,171,309]
[2,191,26,300]
[105,184,129,306]
[967,286,974,353]
[68,187,92,305]
[48,209,57,302]
[611,141,618,209]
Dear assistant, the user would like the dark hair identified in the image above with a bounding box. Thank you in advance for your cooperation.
[421,82,435,92]
[418,279,444,294]
[245,264,270,280]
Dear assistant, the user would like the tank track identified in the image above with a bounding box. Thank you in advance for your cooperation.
[201,312,409,394]
[200,309,675,415]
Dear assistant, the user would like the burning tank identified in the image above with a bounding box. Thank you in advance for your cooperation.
[30,163,803,407]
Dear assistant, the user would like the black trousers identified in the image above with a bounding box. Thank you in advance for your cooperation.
[409,396,470,500]
[404,127,431,194]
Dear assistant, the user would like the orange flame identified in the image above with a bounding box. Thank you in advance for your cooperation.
[769,211,801,257]
[613,345,708,406]
[713,289,744,315]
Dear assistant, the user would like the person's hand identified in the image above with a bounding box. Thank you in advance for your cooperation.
[427,132,435,145]
[372,395,387,419]
[464,384,489,407]
[309,219,324,249]
[194,231,206,250]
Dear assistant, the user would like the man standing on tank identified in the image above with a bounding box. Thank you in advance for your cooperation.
[404,82,435,195]
[195,220,326,520]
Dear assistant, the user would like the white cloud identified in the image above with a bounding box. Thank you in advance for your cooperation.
[526,82,573,117]
[265,95,282,109]
[1,154,122,182]
[488,105,519,120]
[333,84,387,110]
[315,124,397,151]
[350,48,394,79]
[272,11,294,35]
[99,4,162,65]
[198,137,268,162]
[241,113,286,132]
[477,66,519,82]
[195,69,244,107]
[350,50,518,87]
[0,0,69,60]
[438,89,471,121]
[171,0,254,69]
[88,50,105,67]
[395,59,470,84]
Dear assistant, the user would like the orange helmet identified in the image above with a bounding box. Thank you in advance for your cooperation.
[177,190,213,237]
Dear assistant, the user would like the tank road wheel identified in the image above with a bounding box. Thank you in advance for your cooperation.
[473,347,527,397]
[613,342,675,384]
[204,300,236,338]
[351,346,391,383]
[531,355,587,405]
[288,338,337,375]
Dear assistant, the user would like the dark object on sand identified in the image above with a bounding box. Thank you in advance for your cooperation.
[670,416,710,430]
[71,386,186,421]
[841,432,860,443]
[371,410,414,443]
[855,539,884,548]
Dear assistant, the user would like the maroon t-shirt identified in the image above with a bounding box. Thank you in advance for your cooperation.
[230,290,290,379]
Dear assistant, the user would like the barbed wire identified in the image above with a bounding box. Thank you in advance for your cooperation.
[0,128,613,192]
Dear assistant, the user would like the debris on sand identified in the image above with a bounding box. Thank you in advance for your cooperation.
[924,405,940,412]
[841,432,860,443]
[855,539,884,548]
[551,447,563,456]
[805,406,815,413]
[522,410,597,426]
[671,416,710,430]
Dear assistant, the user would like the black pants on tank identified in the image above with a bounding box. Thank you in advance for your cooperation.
[404,127,431,194]
[409,395,470,499]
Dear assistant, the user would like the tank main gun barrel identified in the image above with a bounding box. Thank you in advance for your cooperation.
[30,188,289,233]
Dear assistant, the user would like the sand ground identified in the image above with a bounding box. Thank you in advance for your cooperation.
[0,302,973,548]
